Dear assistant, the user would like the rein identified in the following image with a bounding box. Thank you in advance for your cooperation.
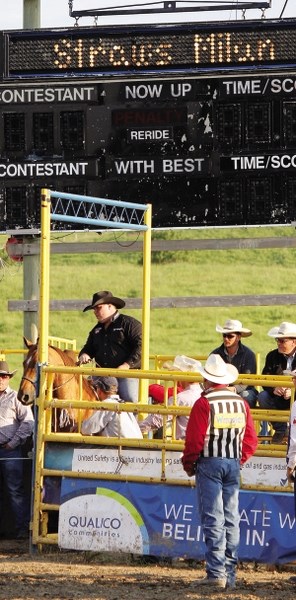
[20,372,76,393]
[51,374,76,393]
[22,369,98,399]
[88,382,100,402]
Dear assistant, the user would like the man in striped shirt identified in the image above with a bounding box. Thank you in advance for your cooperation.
[182,354,257,590]
[0,361,34,539]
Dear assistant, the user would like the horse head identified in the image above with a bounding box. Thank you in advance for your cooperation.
[18,338,98,431]
[17,338,38,405]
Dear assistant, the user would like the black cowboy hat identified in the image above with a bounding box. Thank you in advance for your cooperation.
[83,290,126,312]
[0,361,17,377]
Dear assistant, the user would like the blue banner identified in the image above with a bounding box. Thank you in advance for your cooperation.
[58,478,296,563]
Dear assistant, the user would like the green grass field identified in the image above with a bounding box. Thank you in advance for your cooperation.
[1,225,296,385]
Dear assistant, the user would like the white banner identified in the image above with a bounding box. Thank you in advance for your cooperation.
[241,456,288,488]
[72,448,289,487]
[72,448,189,480]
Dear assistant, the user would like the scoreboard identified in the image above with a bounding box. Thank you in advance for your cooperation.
[1,19,296,231]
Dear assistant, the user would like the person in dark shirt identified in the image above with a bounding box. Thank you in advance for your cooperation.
[210,319,258,408]
[258,321,296,443]
[78,290,141,403]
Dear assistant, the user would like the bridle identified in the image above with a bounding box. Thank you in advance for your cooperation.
[20,349,99,399]
[20,375,37,389]
[20,371,76,393]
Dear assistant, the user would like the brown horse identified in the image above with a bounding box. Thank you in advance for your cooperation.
[17,338,98,431]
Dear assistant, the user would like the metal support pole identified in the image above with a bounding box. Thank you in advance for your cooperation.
[23,236,40,343]
[38,189,51,365]
[23,0,41,28]
[31,188,50,546]
[139,204,152,403]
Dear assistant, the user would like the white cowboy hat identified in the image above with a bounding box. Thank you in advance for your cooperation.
[268,321,296,338]
[195,354,238,385]
[216,319,252,337]
[162,355,201,372]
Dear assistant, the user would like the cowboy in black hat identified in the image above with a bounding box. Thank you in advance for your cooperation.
[0,360,34,539]
[78,290,141,403]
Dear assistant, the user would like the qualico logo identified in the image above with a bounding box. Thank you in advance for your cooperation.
[58,487,150,554]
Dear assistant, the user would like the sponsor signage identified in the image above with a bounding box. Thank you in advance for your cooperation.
[44,444,289,489]
[45,445,293,561]
[58,477,296,562]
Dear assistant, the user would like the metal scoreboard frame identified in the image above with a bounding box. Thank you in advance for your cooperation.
[1,19,296,232]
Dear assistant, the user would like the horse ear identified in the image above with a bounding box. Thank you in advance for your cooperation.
[24,337,34,348]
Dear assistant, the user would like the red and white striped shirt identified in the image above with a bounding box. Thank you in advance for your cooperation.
[182,386,258,474]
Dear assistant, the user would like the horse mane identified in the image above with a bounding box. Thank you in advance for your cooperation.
[49,345,76,366]
[48,345,96,397]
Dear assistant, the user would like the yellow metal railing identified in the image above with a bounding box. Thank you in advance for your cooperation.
[29,362,295,547]
[0,336,77,359]
[48,336,77,351]
[0,346,293,545]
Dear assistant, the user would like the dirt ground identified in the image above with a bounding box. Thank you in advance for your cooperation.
[0,539,296,600]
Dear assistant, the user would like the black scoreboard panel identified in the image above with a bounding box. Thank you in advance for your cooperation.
[1,74,296,230]
[1,21,296,230]
[5,20,296,75]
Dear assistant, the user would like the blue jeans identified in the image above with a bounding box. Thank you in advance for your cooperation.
[240,387,258,409]
[118,377,139,403]
[257,390,288,433]
[0,446,30,533]
[196,457,240,585]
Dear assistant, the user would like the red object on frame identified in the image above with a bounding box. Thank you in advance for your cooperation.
[5,237,23,262]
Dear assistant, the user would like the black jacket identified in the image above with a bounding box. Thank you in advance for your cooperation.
[79,312,142,369]
[262,348,296,393]
[211,341,257,394]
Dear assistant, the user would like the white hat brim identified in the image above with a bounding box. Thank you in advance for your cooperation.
[216,324,252,337]
[268,326,296,338]
[196,362,238,385]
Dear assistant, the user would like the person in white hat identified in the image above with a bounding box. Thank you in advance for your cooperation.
[0,361,34,539]
[182,354,257,590]
[139,355,203,440]
[210,319,258,408]
[78,290,142,403]
[257,322,296,444]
